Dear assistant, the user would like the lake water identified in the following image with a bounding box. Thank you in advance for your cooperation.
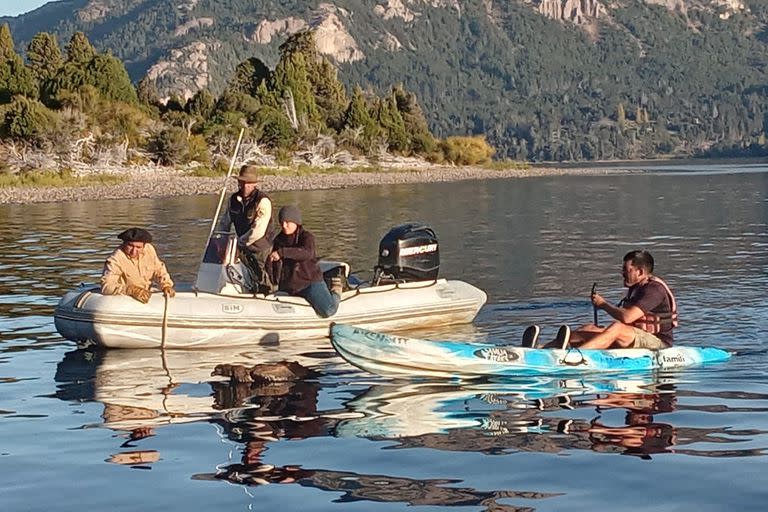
[1,163,767,511]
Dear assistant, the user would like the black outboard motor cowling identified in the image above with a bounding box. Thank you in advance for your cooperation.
[375,223,439,282]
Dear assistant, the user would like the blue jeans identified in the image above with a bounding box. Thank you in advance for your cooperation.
[297,281,340,318]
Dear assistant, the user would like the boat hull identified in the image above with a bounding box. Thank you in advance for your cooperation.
[54,279,487,349]
[330,324,732,378]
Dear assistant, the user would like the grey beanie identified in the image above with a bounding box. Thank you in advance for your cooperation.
[279,204,302,225]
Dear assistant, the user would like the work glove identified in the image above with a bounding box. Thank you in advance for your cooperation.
[163,286,176,298]
[125,284,151,304]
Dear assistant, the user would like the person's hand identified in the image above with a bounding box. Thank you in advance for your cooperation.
[268,251,281,262]
[591,292,606,308]
[163,286,176,298]
[125,284,151,304]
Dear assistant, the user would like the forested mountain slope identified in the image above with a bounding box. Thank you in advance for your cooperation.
[4,0,767,160]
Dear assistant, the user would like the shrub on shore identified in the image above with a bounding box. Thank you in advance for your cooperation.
[433,136,495,166]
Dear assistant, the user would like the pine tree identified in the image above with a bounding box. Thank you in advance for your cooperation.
[187,88,215,120]
[0,95,58,143]
[0,25,37,103]
[86,54,137,103]
[27,33,63,83]
[344,86,373,128]
[392,84,435,153]
[376,93,409,152]
[271,51,320,131]
[0,24,14,61]
[277,31,347,130]
[65,32,95,64]
[312,58,347,131]
[227,57,270,97]
[136,76,160,107]
[343,85,379,147]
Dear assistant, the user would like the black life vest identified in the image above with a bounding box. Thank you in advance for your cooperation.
[229,189,270,241]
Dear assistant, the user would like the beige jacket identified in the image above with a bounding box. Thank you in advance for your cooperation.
[101,243,174,295]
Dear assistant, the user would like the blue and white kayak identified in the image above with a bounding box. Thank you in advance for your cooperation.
[330,324,732,378]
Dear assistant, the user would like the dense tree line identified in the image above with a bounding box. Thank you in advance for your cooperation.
[0,25,493,171]
[338,1,768,161]
[4,0,768,162]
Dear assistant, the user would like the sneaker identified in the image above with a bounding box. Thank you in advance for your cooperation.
[557,419,573,434]
[521,325,540,348]
[558,395,574,410]
[554,325,571,349]
[330,276,343,297]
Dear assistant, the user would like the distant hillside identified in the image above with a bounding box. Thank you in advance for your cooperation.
[4,0,768,161]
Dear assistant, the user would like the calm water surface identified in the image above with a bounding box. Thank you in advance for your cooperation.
[1,164,767,511]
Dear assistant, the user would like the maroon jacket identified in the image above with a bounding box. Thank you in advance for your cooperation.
[267,226,323,294]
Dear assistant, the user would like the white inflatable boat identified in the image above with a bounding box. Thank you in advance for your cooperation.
[54,225,487,349]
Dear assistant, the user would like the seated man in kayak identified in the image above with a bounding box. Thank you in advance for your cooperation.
[266,205,342,318]
[101,227,175,304]
[527,250,677,350]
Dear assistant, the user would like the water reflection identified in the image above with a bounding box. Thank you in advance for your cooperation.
[195,465,558,510]
[53,345,768,476]
[584,389,679,459]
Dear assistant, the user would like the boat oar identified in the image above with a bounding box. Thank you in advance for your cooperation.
[591,282,598,326]
[207,127,245,239]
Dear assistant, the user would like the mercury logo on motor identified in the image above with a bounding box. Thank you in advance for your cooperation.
[399,244,438,257]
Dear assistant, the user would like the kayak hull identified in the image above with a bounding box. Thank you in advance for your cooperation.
[330,324,732,378]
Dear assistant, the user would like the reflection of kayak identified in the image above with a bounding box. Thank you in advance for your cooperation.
[334,378,651,438]
[330,324,732,378]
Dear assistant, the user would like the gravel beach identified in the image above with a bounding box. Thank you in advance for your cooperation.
[0,165,636,205]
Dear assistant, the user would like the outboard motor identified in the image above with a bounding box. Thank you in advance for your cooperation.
[374,223,439,283]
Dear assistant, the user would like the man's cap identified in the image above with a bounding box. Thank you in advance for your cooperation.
[236,164,260,183]
[278,204,302,225]
[118,227,153,243]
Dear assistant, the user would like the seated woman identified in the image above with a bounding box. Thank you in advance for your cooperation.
[267,205,342,317]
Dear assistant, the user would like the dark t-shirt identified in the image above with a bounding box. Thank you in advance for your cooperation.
[623,280,674,344]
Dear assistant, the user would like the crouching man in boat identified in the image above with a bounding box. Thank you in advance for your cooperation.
[531,250,677,350]
[217,164,276,294]
[267,205,342,318]
[101,228,175,304]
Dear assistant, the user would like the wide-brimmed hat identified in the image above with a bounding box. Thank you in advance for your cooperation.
[118,227,152,243]
[236,164,260,183]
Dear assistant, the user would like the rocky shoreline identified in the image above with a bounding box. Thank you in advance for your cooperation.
[0,165,636,205]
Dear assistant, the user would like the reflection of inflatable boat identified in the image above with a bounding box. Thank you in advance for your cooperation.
[56,341,331,432]
[330,324,732,378]
[54,224,487,349]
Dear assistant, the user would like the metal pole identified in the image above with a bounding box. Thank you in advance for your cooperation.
[208,128,245,238]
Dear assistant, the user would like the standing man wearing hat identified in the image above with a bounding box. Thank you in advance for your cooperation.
[217,164,275,293]
[101,227,175,304]
[267,205,342,318]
